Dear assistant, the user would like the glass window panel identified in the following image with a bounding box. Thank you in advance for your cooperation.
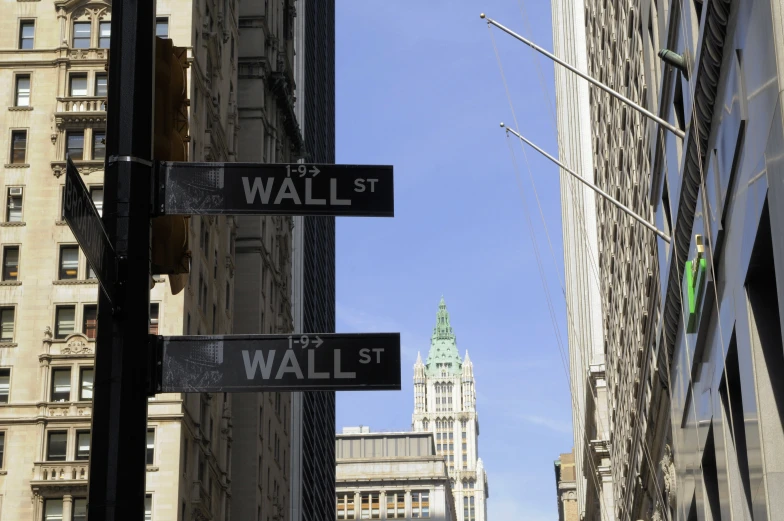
[90,187,104,217]
[80,367,94,400]
[145,494,152,521]
[83,305,97,339]
[93,132,106,160]
[99,22,111,48]
[59,246,79,280]
[0,368,9,403]
[19,21,34,49]
[15,76,30,106]
[73,499,88,521]
[2,246,19,281]
[86,263,97,280]
[156,18,169,37]
[0,432,4,468]
[67,132,85,161]
[0,308,15,341]
[149,303,159,334]
[7,189,23,222]
[11,130,27,164]
[70,75,87,96]
[46,431,67,461]
[95,75,108,96]
[76,431,90,460]
[146,429,154,464]
[51,367,71,401]
[55,306,75,339]
[73,22,91,48]
[44,499,63,521]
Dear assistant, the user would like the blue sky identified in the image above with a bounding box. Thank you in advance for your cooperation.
[334,2,573,520]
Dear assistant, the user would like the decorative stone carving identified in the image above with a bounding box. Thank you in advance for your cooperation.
[661,444,676,509]
[62,334,93,355]
[49,407,70,417]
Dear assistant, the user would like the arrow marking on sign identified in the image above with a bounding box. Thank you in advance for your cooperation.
[309,166,320,176]
[314,336,323,348]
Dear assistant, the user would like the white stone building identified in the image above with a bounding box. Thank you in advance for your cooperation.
[411,299,488,521]
[335,429,456,521]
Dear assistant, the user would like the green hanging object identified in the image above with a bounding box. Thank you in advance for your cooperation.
[686,236,707,334]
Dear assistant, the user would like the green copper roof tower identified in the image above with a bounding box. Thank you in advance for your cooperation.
[425,297,463,376]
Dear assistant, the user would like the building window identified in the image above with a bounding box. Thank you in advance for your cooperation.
[70,74,88,96]
[0,431,4,467]
[95,74,108,96]
[46,431,67,461]
[411,491,429,518]
[387,491,406,519]
[75,431,91,460]
[145,494,152,521]
[360,493,380,519]
[82,305,97,338]
[156,17,169,37]
[19,21,34,49]
[90,186,104,217]
[80,367,94,400]
[0,308,15,342]
[336,493,355,520]
[10,130,27,164]
[93,132,106,160]
[73,22,91,48]
[0,368,9,403]
[15,75,30,106]
[44,499,63,521]
[51,367,71,401]
[73,499,88,521]
[146,428,155,464]
[86,262,97,280]
[149,303,159,334]
[67,131,85,161]
[2,246,19,281]
[99,22,111,48]
[59,246,79,280]
[55,305,76,338]
[6,186,23,222]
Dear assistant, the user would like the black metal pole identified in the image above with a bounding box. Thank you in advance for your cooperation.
[87,0,155,519]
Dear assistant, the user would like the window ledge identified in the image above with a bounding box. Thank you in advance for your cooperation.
[0,222,25,227]
[0,470,6,475]
[52,279,98,285]
[0,342,18,348]
[55,220,67,226]
[146,465,159,472]
[0,281,21,286]
[8,106,33,111]
[4,164,29,168]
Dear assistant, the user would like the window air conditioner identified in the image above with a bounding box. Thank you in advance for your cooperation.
[9,187,23,196]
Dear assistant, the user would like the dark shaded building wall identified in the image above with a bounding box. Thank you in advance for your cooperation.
[300,1,337,520]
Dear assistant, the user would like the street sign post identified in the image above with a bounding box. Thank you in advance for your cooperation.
[63,155,115,305]
[157,162,394,217]
[155,333,401,393]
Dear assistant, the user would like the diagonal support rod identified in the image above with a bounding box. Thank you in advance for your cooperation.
[483,13,686,139]
[503,124,672,243]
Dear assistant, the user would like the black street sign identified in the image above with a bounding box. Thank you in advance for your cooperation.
[156,333,401,392]
[63,156,115,304]
[157,162,394,217]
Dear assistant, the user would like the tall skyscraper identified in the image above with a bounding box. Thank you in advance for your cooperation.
[290,1,338,520]
[0,0,293,520]
[549,1,667,520]
[412,299,488,521]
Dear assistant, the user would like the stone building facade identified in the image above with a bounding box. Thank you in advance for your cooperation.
[0,1,290,520]
[554,452,579,521]
[550,0,670,520]
[411,299,487,521]
[335,430,457,521]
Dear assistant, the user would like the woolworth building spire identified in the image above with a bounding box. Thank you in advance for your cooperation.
[412,298,488,521]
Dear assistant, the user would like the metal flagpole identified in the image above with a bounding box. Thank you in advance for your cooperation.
[502,123,672,243]
[483,13,686,139]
